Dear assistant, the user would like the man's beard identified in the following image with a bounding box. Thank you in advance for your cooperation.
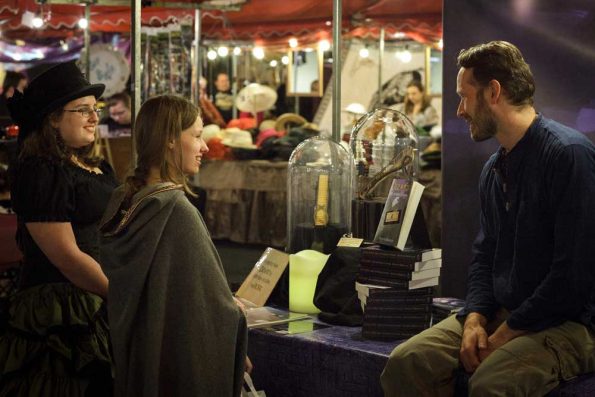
[469,92,498,142]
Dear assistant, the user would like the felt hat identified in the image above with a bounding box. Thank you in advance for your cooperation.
[235,83,277,114]
[221,128,257,149]
[8,61,105,144]
[202,124,222,143]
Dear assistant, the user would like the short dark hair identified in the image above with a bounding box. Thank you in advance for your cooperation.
[457,41,535,106]
[107,92,131,109]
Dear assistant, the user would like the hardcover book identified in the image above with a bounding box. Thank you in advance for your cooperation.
[360,257,442,272]
[361,245,442,263]
[373,179,425,250]
[356,275,440,290]
[358,266,441,282]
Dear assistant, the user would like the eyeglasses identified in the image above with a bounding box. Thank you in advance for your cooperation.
[63,107,102,118]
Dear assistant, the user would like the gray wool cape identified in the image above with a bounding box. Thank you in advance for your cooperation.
[99,183,247,397]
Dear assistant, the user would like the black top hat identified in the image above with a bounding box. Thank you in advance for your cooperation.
[7,61,105,144]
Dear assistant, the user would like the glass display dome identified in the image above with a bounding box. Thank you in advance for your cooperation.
[349,108,419,240]
[351,108,419,194]
[287,135,354,254]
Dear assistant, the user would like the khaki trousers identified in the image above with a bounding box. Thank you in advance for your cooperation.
[380,314,595,397]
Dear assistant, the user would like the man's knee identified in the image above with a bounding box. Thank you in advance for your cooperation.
[468,371,496,397]
[381,342,422,396]
[382,338,438,385]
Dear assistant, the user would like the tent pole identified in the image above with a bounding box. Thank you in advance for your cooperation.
[232,48,238,119]
[194,9,202,105]
[378,27,384,108]
[332,0,342,142]
[83,4,90,79]
[130,0,141,165]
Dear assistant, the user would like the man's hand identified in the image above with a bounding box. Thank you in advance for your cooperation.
[478,321,527,362]
[460,312,488,373]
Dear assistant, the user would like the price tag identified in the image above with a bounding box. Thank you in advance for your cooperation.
[337,237,364,247]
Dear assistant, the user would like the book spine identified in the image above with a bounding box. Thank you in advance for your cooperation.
[364,312,432,322]
[359,268,414,281]
[365,295,434,305]
[360,259,416,271]
[361,250,423,262]
[357,276,408,289]
[367,286,435,297]
[364,303,433,314]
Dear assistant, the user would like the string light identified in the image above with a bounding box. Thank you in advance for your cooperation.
[207,49,217,60]
[281,55,289,65]
[233,46,241,56]
[32,16,44,28]
[78,18,88,29]
[269,60,278,67]
[359,47,369,58]
[396,46,412,63]
[288,38,298,48]
[319,39,330,52]
[252,46,265,59]
[217,46,229,57]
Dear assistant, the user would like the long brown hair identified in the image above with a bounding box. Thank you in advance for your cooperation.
[124,95,200,204]
[403,80,432,116]
[18,108,101,167]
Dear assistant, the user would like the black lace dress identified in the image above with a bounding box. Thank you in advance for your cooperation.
[0,157,117,396]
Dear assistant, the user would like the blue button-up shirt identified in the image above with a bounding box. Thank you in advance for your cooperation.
[458,115,595,331]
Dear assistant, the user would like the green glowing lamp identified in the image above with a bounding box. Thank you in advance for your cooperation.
[289,249,330,314]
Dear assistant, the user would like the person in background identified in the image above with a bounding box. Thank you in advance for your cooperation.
[381,40,595,396]
[214,72,234,123]
[101,92,132,136]
[0,61,117,395]
[392,80,438,132]
[199,76,226,128]
[99,95,248,397]
[0,71,27,132]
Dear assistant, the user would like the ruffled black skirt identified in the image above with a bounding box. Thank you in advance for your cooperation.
[0,283,113,396]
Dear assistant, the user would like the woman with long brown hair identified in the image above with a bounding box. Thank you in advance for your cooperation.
[394,80,439,131]
[100,95,247,397]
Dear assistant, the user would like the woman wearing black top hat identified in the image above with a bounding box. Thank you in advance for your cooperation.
[0,61,117,395]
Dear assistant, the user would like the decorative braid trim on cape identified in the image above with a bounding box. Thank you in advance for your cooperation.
[101,183,184,237]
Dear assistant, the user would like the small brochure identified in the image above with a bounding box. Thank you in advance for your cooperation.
[246,306,310,329]
[235,247,289,307]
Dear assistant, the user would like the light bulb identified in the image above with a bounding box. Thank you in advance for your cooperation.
[233,47,241,56]
[281,55,289,65]
[269,60,278,67]
[252,47,265,60]
[78,18,88,29]
[359,48,369,58]
[207,49,217,60]
[288,38,298,48]
[217,47,229,57]
[319,40,330,52]
[32,16,43,28]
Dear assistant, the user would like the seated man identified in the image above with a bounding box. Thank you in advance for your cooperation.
[101,92,132,136]
[381,40,595,397]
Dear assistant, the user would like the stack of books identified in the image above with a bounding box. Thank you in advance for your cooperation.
[356,245,442,340]
[431,297,466,325]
